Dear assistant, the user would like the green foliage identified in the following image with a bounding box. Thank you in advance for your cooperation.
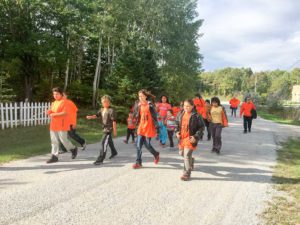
[0,0,203,106]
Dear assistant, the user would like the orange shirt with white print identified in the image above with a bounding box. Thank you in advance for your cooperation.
[229,98,240,108]
[49,99,70,131]
[240,101,256,117]
[178,112,196,150]
[127,116,136,129]
[137,102,156,138]
[65,99,78,126]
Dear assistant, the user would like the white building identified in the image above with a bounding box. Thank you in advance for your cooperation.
[292,85,300,102]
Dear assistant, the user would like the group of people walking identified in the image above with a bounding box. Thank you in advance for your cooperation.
[47,87,256,181]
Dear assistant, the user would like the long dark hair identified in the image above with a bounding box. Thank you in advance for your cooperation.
[52,87,63,95]
[138,89,156,103]
[160,95,170,103]
[211,97,221,106]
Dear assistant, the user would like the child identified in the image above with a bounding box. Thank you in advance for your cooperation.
[132,89,160,169]
[86,95,118,165]
[124,111,136,144]
[240,97,256,133]
[46,87,78,163]
[200,99,212,141]
[229,96,240,117]
[58,92,86,154]
[165,109,176,149]
[207,97,228,154]
[157,95,171,146]
[175,99,205,181]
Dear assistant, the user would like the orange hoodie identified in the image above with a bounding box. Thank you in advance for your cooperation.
[229,98,240,108]
[240,101,256,117]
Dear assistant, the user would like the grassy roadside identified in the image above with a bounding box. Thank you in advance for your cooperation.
[0,108,127,164]
[262,138,300,225]
[258,110,300,126]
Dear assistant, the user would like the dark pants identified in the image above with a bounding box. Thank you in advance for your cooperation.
[59,125,85,151]
[204,119,211,139]
[243,116,253,132]
[231,107,237,117]
[126,128,135,142]
[98,132,118,161]
[211,123,222,151]
[136,135,159,164]
[167,130,174,147]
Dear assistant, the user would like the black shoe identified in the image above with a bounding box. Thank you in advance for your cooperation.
[93,160,103,165]
[216,149,220,154]
[248,129,251,133]
[207,137,211,141]
[46,155,58,163]
[109,152,118,159]
[243,130,247,134]
[71,147,78,159]
[211,148,216,153]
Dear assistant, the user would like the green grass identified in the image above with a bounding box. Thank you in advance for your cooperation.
[259,110,300,126]
[0,108,127,164]
[262,138,300,225]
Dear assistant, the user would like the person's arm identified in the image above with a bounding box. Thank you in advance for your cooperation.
[113,121,117,137]
[240,104,244,117]
[49,111,66,117]
[86,115,97,119]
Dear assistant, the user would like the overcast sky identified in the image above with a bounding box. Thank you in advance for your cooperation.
[196,0,300,72]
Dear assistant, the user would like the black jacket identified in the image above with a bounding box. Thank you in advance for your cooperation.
[133,100,158,128]
[175,109,205,147]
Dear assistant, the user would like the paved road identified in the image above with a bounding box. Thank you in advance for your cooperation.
[0,112,299,225]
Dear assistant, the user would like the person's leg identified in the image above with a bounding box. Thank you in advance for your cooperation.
[211,123,217,151]
[58,140,67,153]
[125,128,130,143]
[231,108,234,117]
[161,125,167,145]
[135,135,145,165]
[248,117,253,132]
[243,116,247,133]
[182,148,193,179]
[108,132,118,158]
[50,131,60,156]
[167,130,174,147]
[233,108,237,117]
[215,124,223,154]
[130,129,135,142]
[144,138,159,156]
[94,133,109,164]
[205,119,211,140]
[68,125,85,146]
[58,131,77,159]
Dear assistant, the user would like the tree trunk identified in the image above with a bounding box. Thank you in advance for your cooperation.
[93,34,102,108]
[64,36,70,91]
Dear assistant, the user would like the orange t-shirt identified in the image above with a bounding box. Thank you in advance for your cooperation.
[49,99,70,131]
[178,112,196,150]
[127,116,136,129]
[194,98,205,115]
[158,102,172,118]
[65,99,78,126]
[137,102,156,138]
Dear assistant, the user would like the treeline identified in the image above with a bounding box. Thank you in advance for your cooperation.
[0,0,203,107]
[199,67,300,104]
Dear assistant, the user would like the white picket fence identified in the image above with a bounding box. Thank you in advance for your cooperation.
[0,102,51,130]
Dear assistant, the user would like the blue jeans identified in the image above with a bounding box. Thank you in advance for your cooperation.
[136,135,159,164]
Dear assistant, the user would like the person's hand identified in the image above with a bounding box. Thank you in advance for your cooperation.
[176,132,181,139]
[114,130,117,137]
[86,115,93,119]
[189,136,196,143]
[47,110,52,115]
[49,113,55,118]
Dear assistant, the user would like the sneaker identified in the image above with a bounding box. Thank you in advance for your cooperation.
[93,160,103,165]
[216,149,220,155]
[71,147,78,159]
[109,152,118,159]
[248,129,251,133]
[180,174,190,181]
[207,137,211,141]
[123,140,128,144]
[132,163,142,169]
[154,153,160,164]
[211,148,216,153]
[81,141,87,151]
[243,130,247,134]
[46,155,58,163]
